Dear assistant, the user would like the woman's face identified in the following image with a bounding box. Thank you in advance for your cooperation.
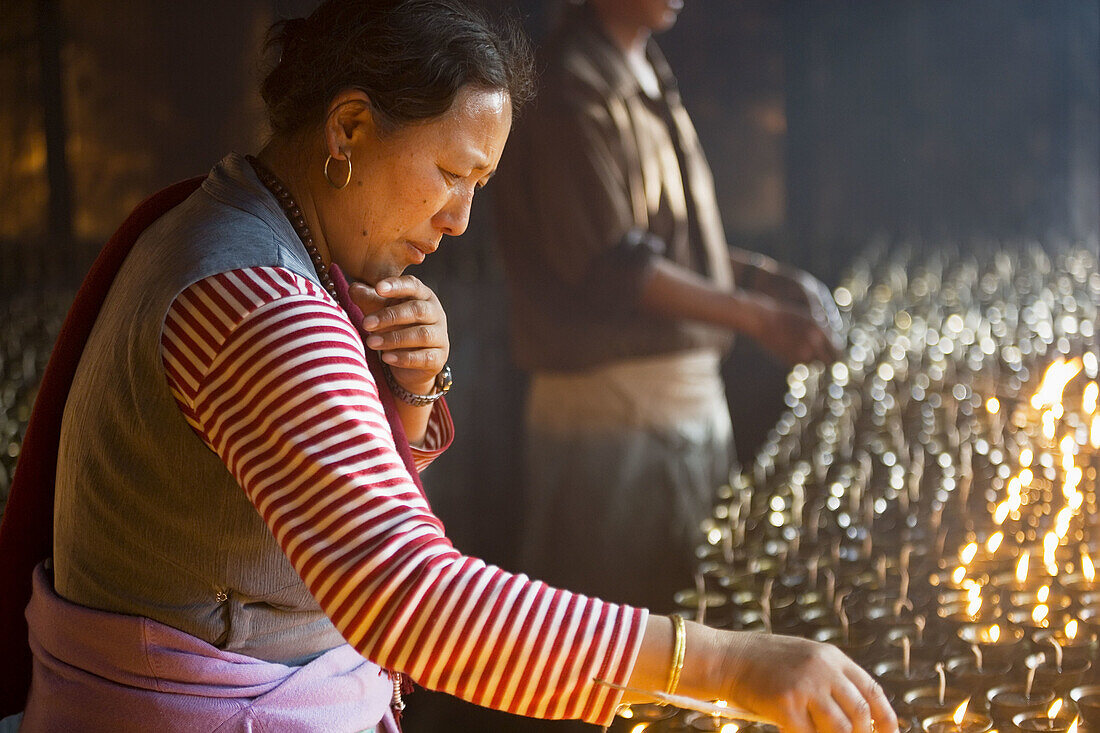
[319,86,512,285]
[598,0,683,33]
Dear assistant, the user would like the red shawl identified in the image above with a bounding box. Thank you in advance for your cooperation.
[0,176,425,716]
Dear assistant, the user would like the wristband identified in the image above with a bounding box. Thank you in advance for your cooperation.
[666,614,686,699]
[383,363,452,406]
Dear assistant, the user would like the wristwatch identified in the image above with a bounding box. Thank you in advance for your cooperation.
[384,363,452,406]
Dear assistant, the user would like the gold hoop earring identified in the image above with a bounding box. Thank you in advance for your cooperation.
[324,153,352,190]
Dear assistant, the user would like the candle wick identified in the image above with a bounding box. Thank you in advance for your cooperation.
[935,662,945,705]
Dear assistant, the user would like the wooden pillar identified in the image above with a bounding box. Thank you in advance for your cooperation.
[36,0,73,249]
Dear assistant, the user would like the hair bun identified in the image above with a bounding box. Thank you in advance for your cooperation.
[277,17,311,54]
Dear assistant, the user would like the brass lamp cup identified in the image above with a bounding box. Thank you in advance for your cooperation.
[1032,627,1097,665]
[930,570,990,592]
[1056,574,1096,599]
[886,626,957,663]
[920,710,993,733]
[1006,590,1072,613]
[944,655,1014,698]
[728,588,760,611]
[902,685,971,720]
[728,607,768,633]
[956,623,1026,666]
[1009,707,1079,733]
[1069,590,1100,608]
[812,626,876,664]
[873,660,940,700]
[988,572,1046,595]
[985,685,1058,726]
[685,712,765,732]
[1005,608,1056,633]
[616,702,678,723]
[1075,605,1100,639]
[937,554,1004,576]
[1033,657,1092,696]
[938,602,1004,634]
[1068,684,1100,729]
[773,602,830,633]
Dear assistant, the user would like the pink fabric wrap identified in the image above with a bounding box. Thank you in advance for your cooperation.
[21,563,397,732]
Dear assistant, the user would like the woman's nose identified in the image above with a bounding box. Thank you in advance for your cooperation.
[433,190,474,237]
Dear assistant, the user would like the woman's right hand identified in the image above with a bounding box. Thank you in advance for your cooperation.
[625,618,897,733]
[710,629,897,733]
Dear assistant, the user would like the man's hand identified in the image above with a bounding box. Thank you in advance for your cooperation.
[752,298,839,365]
[753,268,845,354]
[349,276,449,395]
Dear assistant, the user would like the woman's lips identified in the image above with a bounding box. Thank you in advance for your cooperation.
[406,240,436,264]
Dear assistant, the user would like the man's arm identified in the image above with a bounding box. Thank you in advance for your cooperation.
[637,257,838,365]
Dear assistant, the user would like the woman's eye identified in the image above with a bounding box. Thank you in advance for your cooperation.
[440,168,461,183]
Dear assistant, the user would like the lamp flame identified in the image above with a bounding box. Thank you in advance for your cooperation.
[1016,552,1030,584]
[720,725,739,733]
[966,596,982,619]
[1033,604,1049,626]
[1042,410,1057,441]
[952,566,967,585]
[953,700,969,725]
[1065,467,1083,495]
[987,397,1000,414]
[1084,382,1098,413]
[1084,553,1095,583]
[1066,619,1079,640]
[986,532,1004,554]
[1044,533,1059,573]
[1061,435,1077,472]
[961,543,978,565]
[994,502,1011,525]
[1091,415,1100,450]
[1069,716,1079,733]
[1031,358,1083,410]
[1048,699,1063,720]
[986,624,1001,643]
[1038,585,1050,603]
[1020,447,1034,466]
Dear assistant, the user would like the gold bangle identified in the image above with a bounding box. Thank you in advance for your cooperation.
[666,613,686,698]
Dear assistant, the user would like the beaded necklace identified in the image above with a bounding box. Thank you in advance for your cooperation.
[246,155,338,299]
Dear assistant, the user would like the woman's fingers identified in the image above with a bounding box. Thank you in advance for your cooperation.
[777,703,817,733]
[362,296,442,332]
[366,321,442,349]
[845,666,897,733]
[807,694,855,733]
[346,276,450,385]
[379,345,446,370]
[828,675,875,733]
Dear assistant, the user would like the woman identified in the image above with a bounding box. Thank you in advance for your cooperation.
[0,1,894,731]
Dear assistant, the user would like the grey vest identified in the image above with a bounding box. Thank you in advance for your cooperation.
[53,154,346,664]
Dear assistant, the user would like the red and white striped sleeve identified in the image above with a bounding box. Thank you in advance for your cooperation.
[160,266,646,725]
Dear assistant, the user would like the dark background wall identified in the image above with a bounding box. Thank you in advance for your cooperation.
[2,0,1097,570]
[0,2,1097,727]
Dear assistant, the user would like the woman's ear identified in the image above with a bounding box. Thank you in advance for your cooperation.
[322,89,376,160]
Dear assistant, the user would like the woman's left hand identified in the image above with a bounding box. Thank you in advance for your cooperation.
[349,276,450,395]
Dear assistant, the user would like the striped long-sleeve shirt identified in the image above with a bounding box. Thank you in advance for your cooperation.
[159,265,646,724]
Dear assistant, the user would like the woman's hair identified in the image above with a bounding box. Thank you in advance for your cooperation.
[261,0,535,136]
